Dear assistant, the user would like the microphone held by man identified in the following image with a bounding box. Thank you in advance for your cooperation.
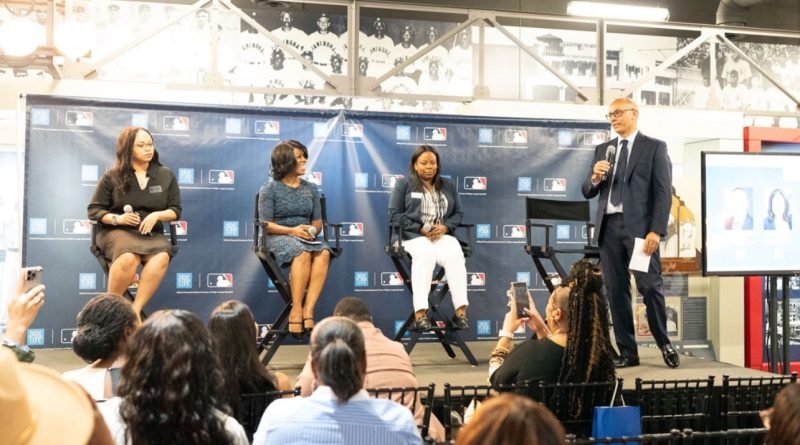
[601,145,616,182]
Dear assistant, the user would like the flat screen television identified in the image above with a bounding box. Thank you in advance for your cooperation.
[702,151,800,276]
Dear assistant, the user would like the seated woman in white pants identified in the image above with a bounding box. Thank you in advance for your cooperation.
[388,145,469,330]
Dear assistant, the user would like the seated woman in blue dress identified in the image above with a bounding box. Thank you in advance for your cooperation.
[258,140,330,338]
[388,144,469,330]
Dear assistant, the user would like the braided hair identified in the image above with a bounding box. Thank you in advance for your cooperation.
[554,259,616,419]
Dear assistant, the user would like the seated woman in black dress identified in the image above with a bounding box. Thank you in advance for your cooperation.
[388,144,468,330]
[490,259,616,420]
[208,300,292,440]
[88,127,181,319]
[258,140,330,337]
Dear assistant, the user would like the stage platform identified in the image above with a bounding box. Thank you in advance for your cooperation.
[35,341,777,394]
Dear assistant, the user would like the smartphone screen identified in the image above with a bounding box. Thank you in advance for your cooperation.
[512,282,529,318]
[22,266,44,293]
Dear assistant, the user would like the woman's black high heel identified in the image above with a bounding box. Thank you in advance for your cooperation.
[288,322,304,339]
[303,318,315,334]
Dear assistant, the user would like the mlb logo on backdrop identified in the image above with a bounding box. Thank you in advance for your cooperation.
[223,221,239,237]
[255,120,280,135]
[478,128,493,144]
[67,111,93,129]
[131,113,148,128]
[209,170,235,184]
[463,176,487,190]
[341,123,364,137]
[505,129,528,144]
[556,224,571,240]
[382,174,403,188]
[27,329,45,347]
[178,168,195,185]
[381,272,403,286]
[396,125,411,141]
[502,225,526,238]
[79,273,96,290]
[476,224,491,240]
[423,127,446,141]
[544,178,567,192]
[29,218,47,235]
[341,222,364,237]
[354,173,369,188]
[516,272,531,286]
[61,329,77,344]
[517,177,532,192]
[305,172,322,186]
[31,108,50,126]
[81,165,99,182]
[354,272,369,288]
[176,273,193,289]
[477,320,492,336]
[468,272,485,286]
[175,221,188,235]
[225,118,242,134]
[207,273,233,288]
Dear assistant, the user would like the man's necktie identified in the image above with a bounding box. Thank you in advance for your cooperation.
[610,139,628,206]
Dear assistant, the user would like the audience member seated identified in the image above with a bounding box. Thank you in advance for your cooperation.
[455,393,566,445]
[64,294,138,401]
[490,259,616,419]
[2,269,46,363]
[388,144,469,330]
[208,300,292,440]
[763,383,800,443]
[296,297,445,441]
[253,317,423,445]
[258,140,331,337]
[99,310,248,445]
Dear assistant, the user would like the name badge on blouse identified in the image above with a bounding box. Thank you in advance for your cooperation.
[148,185,163,193]
[410,192,423,199]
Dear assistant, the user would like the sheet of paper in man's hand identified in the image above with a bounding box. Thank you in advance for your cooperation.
[629,237,651,272]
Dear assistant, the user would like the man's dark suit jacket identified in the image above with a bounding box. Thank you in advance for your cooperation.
[581,132,672,245]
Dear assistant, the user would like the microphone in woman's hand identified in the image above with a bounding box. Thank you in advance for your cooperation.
[307,226,317,237]
[123,204,133,214]
[422,223,432,233]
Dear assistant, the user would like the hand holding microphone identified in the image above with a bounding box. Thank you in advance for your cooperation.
[600,144,617,182]
[307,226,317,238]
[117,204,140,226]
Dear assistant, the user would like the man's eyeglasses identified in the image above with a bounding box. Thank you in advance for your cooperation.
[134,142,155,149]
[605,109,634,120]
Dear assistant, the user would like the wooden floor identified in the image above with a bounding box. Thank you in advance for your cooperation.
[36,340,775,395]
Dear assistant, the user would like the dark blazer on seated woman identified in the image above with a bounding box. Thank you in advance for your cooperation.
[388,176,463,241]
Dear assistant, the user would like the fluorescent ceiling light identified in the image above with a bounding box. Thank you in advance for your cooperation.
[567,1,670,21]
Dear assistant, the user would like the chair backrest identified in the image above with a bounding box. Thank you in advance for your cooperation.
[721,372,797,429]
[239,387,300,440]
[634,376,715,434]
[442,381,536,441]
[526,198,592,222]
[367,384,435,439]
[538,378,621,438]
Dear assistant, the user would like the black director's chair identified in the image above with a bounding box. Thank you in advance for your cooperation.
[253,192,341,365]
[386,223,478,366]
[89,220,180,319]
[523,198,599,293]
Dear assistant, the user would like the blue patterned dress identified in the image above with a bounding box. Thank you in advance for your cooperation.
[258,179,330,267]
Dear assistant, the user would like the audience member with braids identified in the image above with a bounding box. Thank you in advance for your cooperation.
[253,317,423,445]
[208,300,292,440]
[64,294,139,401]
[489,259,616,420]
[98,309,248,445]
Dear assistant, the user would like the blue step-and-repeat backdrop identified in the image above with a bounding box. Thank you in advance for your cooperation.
[23,95,607,348]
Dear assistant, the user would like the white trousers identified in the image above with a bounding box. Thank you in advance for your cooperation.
[403,234,468,312]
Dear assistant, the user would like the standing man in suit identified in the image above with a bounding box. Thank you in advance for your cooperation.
[581,97,679,368]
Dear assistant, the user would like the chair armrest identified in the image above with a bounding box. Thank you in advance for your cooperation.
[253,219,268,252]
[456,223,475,258]
[526,221,554,250]
[327,223,343,258]
[386,223,405,255]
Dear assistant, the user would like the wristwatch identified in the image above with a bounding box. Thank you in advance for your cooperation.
[2,338,35,363]
[111,214,118,226]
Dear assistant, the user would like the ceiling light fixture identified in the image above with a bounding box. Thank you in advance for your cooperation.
[566,1,670,22]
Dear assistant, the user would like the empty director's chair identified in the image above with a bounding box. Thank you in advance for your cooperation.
[386,222,478,366]
[253,192,341,365]
[89,220,180,319]
[524,198,599,292]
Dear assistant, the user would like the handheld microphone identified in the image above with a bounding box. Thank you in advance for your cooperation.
[307,226,317,236]
[422,222,432,233]
[601,145,616,181]
[123,204,133,214]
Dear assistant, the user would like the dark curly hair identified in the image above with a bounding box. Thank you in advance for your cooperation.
[311,317,366,403]
[208,301,277,423]
[108,127,161,201]
[118,310,232,445]
[72,294,137,363]
[270,140,307,180]
[554,259,616,419]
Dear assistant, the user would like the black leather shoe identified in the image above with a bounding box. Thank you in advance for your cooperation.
[415,314,432,331]
[613,355,640,368]
[451,314,469,330]
[661,344,680,368]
